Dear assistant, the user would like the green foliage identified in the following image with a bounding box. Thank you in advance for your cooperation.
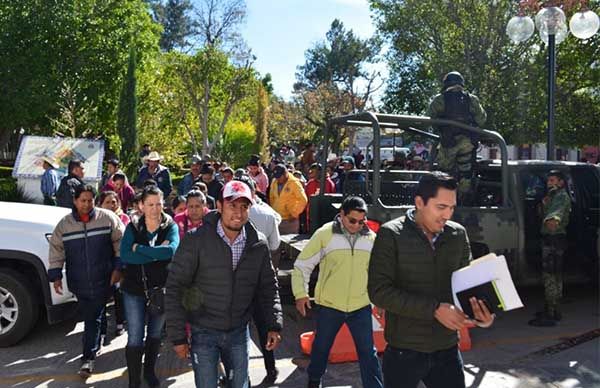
[0,167,13,179]
[255,84,270,162]
[294,19,381,153]
[297,19,379,96]
[117,46,139,177]
[215,120,256,168]
[0,177,35,203]
[152,0,195,51]
[163,46,258,157]
[370,0,600,146]
[0,0,161,140]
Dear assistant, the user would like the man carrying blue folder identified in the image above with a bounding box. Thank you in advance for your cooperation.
[368,172,494,388]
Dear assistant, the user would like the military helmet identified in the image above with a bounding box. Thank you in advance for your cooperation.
[443,71,465,89]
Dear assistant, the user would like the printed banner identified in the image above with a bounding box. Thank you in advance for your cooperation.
[12,136,104,180]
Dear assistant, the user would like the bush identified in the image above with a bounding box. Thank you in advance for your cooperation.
[216,120,256,168]
[0,166,13,179]
[0,177,36,203]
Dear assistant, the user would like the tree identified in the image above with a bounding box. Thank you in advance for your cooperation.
[159,0,254,158]
[255,83,270,162]
[151,0,195,51]
[370,0,600,146]
[0,0,160,141]
[117,47,139,176]
[193,0,246,52]
[48,81,97,138]
[295,19,381,151]
[167,47,256,157]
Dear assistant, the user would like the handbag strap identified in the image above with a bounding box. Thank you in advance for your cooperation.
[140,264,150,300]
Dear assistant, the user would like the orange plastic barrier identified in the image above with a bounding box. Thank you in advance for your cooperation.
[458,321,476,351]
[301,308,478,359]
[300,306,387,363]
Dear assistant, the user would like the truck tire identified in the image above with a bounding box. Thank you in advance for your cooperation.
[0,269,40,347]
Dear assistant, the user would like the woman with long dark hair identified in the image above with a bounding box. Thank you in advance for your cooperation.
[120,186,179,388]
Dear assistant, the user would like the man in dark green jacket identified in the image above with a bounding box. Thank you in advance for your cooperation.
[368,171,494,388]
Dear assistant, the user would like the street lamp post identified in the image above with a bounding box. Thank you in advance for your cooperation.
[506,1,599,161]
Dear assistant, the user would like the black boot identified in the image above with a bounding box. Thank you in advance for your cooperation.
[308,380,321,388]
[528,313,558,327]
[144,338,161,387]
[125,346,144,388]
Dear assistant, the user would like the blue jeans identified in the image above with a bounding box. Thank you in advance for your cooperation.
[122,291,166,347]
[382,345,465,388]
[190,325,249,388]
[77,295,106,360]
[307,305,383,388]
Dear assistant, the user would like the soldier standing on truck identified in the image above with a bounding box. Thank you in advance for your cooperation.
[427,71,486,205]
[529,170,572,327]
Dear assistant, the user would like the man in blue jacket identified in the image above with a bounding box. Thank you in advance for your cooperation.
[48,185,124,378]
[135,151,173,196]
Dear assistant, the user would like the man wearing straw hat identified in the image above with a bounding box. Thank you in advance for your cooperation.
[41,156,60,205]
[135,151,173,196]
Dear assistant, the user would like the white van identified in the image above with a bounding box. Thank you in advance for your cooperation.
[0,202,77,346]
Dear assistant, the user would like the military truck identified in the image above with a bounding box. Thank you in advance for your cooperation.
[280,112,600,288]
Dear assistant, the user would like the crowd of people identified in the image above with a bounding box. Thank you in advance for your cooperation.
[39,70,579,388]
[43,147,335,387]
[45,139,500,388]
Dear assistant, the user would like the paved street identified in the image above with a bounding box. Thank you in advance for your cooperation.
[0,285,598,388]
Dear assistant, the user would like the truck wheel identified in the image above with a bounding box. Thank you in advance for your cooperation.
[0,269,39,347]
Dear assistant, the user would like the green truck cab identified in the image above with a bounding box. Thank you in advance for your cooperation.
[281,112,600,287]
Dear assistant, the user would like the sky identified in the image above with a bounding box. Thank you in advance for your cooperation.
[242,0,379,100]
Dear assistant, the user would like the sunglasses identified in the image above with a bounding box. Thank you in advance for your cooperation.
[347,216,367,225]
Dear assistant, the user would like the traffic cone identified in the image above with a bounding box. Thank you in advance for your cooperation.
[458,321,476,351]
[299,306,387,364]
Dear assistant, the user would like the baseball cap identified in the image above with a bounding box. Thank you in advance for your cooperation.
[341,156,355,166]
[222,180,254,204]
[273,164,287,178]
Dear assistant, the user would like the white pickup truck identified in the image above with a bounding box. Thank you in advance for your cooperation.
[0,201,77,346]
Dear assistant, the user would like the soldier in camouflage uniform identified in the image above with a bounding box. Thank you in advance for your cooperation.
[529,170,571,327]
[427,72,486,205]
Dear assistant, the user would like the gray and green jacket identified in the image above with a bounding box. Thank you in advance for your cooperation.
[541,187,571,235]
[292,216,376,312]
[368,209,472,353]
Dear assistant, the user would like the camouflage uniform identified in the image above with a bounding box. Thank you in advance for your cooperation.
[540,187,571,316]
[428,86,486,201]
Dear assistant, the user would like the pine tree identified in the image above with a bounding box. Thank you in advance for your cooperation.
[159,0,194,51]
[117,46,138,176]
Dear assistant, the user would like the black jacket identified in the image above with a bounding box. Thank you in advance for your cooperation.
[165,211,283,345]
[56,174,84,208]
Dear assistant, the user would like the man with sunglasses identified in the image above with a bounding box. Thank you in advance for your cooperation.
[292,196,383,388]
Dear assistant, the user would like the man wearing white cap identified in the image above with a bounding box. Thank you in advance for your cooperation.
[41,157,60,205]
[135,151,173,195]
[166,180,283,388]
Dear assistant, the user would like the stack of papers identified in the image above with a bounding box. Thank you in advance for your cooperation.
[451,253,524,318]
